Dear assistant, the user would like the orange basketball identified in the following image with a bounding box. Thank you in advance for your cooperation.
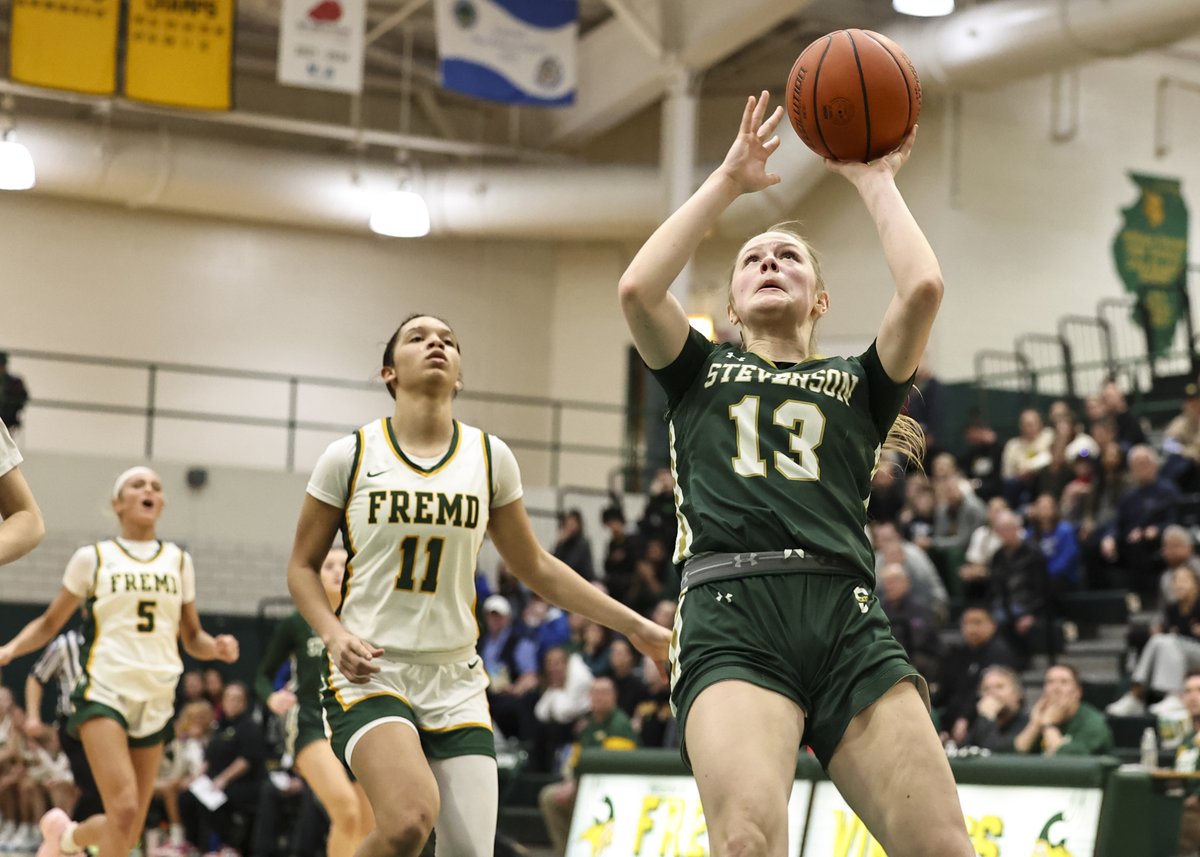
[785,29,921,163]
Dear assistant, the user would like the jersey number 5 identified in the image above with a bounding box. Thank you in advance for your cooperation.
[136,600,156,633]
[728,396,825,481]
[395,536,445,594]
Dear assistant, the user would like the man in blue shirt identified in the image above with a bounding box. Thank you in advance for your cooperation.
[479,594,540,743]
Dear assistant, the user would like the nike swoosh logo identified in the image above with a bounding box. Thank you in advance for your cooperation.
[467,659,480,669]
[366,469,389,478]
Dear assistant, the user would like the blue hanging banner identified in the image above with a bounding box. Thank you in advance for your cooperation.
[434,0,577,106]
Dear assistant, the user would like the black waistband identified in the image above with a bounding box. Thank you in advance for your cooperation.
[680,549,863,590]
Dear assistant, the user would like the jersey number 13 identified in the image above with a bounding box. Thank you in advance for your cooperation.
[728,396,825,481]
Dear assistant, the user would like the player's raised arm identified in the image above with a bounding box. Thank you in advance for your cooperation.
[0,588,80,667]
[619,91,784,369]
[826,128,943,383]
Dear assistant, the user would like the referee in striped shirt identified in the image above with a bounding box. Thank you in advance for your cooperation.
[24,627,101,820]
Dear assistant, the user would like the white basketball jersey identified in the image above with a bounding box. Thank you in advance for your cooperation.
[308,419,521,658]
[65,539,191,701]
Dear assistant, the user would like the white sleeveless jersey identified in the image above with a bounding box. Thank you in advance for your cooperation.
[62,539,195,701]
[307,419,522,659]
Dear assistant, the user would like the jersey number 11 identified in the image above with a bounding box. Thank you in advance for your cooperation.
[395,536,445,594]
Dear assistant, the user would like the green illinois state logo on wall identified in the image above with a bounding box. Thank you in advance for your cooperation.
[1112,173,1189,358]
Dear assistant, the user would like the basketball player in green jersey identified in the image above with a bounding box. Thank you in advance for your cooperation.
[288,314,670,857]
[257,548,373,857]
[619,92,972,856]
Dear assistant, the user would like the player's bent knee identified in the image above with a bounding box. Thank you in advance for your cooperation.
[719,821,770,857]
[378,807,437,856]
[105,798,142,840]
[323,784,361,827]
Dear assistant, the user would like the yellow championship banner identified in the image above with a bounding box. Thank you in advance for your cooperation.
[9,0,120,94]
[124,0,235,110]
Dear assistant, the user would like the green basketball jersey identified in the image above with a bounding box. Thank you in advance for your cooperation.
[651,328,913,584]
[255,610,325,713]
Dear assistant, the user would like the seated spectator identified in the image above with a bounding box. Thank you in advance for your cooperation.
[203,668,226,720]
[532,647,594,773]
[1028,493,1080,601]
[179,683,265,854]
[523,595,572,657]
[872,521,948,620]
[1099,445,1181,598]
[1107,566,1200,717]
[577,621,612,677]
[638,468,677,549]
[538,678,636,857]
[959,415,1004,502]
[879,564,942,684]
[931,471,987,563]
[600,506,637,605]
[605,639,649,718]
[1163,383,1200,492]
[909,360,945,461]
[632,662,675,750]
[933,606,1019,746]
[553,509,594,581]
[1048,402,1099,462]
[625,538,677,617]
[493,560,531,618]
[1101,380,1148,450]
[1001,409,1054,510]
[0,687,38,852]
[964,666,1029,753]
[153,701,214,855]
[1173,672,1200,856]
[23,727,76,823]
[959,497,1009,600]
[1015,664,1114,756]
[1036,434,1075,502]
[478,595,539,744]
[898,477,936,552]
[867,453,906,524]
[177,670,206,714]
[989,510,1049,664]
[1160,525,1200,606]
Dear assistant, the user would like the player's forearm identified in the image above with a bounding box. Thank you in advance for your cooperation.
[520,551,649,640]
[182,630,220,660]
[619,170,742,307]
[288,561,344,647]
[3,616,60,662]
[23,676,44,720]
[854,173,943,304]
[0,509,45,566]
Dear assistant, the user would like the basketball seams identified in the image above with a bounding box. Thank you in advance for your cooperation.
[862,31,913,139]
[843,29,873,163]
[809,35,835,160]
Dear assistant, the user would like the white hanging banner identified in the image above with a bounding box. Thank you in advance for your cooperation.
[435,0,577,105]
[277,0,365,93]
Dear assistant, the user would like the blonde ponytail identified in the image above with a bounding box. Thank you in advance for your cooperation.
[881,414,927,471]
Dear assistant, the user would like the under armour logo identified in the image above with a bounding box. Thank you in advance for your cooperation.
[714,592,733,603]
[732,553,758,568]
[782,548,807,560]
[853,586,871,615]
[735,355,747,362]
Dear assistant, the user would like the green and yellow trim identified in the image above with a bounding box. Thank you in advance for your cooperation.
[337,429,365,619]
[112,538,165,563]
[382,418,462,476]
[481,432,495,507]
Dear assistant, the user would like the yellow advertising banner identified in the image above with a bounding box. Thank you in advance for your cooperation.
[10,0,120,94]
[124,0,235,110]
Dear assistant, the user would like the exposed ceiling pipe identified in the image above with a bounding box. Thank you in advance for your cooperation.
[7,0,1200,240]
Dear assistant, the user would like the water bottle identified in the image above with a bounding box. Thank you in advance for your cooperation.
[1141,726,1159,768]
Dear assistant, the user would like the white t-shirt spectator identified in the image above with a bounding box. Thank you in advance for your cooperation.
[533,652,594,725]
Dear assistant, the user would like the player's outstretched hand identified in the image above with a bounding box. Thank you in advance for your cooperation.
[329,630,384,684]
[629,618,671,665]
[717,91,785,195]
[214,634,240,663]
[0,643,14,668]
[825,124,918,185]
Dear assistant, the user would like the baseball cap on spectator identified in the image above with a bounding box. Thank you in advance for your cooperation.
[483,594,511,617]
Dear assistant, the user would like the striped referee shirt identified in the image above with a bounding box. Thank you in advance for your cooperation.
[29,630,84,721]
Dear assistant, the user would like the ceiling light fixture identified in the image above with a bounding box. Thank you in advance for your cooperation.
[0,95,35,191]
[369,189,430,238]
[893,0,954,16]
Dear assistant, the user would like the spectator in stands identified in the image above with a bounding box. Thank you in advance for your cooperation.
[1100,444,1181,597]
[908,360,945,462]
[1015,664,1113,756]
[959,497,1009,600]
[1107,565,1200,717]
[203,668,226,720]
[898,476,936,552]
[600,506,637,605]
[1028,493,1080,603]
[23,727,76,824]
[152,700,213,855]
[0,690,38,852]
[523,595,572,657]
[493,560,531,618]
[872,521,949,620]
[625,538,677,617]
[1174,672,1200,856]
[879,564,942,683]
[577,621,612,677]
[177,671,205,714]
[1036,434,1075,503]
[931,471,987,561]
[478,594,539,744]
[934,606,1018,746]
[632,659,675,750]
[960,415,1004,502]
[964,666,1029,753]
[537,677,636,857]
[1163,383,1200,492]
[532,647,594,773]
[1160,525,1200,606]
[0,354,29,435]
[605,638,649,718]
[867,453,906,524]
[553,509,595,581]
[1049,402,1099,461]
[989,510,1049,664]
[638,468,677,549]
[1001,409,1054,510]
[179,683,265,855]
[1101,380,1147,450]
